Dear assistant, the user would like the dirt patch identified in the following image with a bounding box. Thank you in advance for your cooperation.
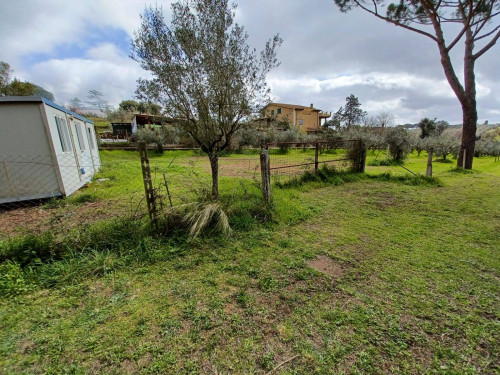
[0,199,132,238]
[307,255,345,279]
[119,359,137,373]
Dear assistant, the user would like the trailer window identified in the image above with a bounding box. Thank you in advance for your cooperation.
[55,116,72,152]
[86,126,95,150]
[75,124,86,151]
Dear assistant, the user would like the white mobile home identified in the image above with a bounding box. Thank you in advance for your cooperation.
[0,96,101,204]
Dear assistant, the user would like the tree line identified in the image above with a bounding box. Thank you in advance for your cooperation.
[0,62,55,101]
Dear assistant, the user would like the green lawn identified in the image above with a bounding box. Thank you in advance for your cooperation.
[0,152,499,374]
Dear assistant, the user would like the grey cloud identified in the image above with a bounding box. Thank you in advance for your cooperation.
[0,0,498,123]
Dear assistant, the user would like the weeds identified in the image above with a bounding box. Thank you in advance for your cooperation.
[368,159,401,166]
[448,167,474,174]
[367,172,442,186]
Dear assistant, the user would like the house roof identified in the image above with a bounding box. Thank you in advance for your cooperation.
[263,102,322,112]
[0,96,94,124]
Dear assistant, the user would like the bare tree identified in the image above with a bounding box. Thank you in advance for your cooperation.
[376,110,395,128]
[333,0,500,169]
[131,0,282,199]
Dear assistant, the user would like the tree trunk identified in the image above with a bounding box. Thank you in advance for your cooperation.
[457,101,477,169]
[432,21,477,170]
[426,149,433,177]
[208,153,219,200]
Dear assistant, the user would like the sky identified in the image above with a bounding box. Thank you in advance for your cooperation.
[0,0,499,125]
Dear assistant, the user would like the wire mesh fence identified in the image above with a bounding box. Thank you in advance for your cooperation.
[0,141,364,238]
[0,150,262,238]
[265,140,355,181]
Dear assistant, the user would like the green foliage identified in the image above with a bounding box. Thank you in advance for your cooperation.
[423,135,461,160]
[135,126,179,152]
[0,232,58,266]
[475,139,500,157]
[367,172,441,186]
[368,159,400,166]
[118,99,140,112]
[0,260,35,296]
[418,117,436,138]
[0,61,12,91]
[385,127,413,162]
[334,94,367,129]
[1,78,38,96]
[131,0,282,198]
[0,61,54,100]
[71,192,98,204]
[419,118,449,138]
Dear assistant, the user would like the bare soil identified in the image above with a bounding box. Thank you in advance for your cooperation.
[307,255,346,279]
[0,199,133,238]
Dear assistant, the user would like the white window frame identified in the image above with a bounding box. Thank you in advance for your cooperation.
[299,119,303,126]
[55,116,72,152]
[75,123,86,151]
[86,126,95,150]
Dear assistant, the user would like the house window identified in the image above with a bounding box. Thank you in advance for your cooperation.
[75,124,86,151]
[271,109,275,116]
[299,119,303,126]
[277,108,282,114]
[55,116,72,152]
[86,126,95,150]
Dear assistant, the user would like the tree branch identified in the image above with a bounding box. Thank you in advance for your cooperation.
[476,24,500,40]
[445,0,476,51]
[473,28,500,59]
[352,0,438,41]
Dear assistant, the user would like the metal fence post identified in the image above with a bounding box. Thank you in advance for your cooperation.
[260,147,271,205]
[139,141,158,230]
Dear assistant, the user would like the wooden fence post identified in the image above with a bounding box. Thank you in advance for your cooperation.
[139,141,158,230]
[260,147,271,205]
[350,139,367,173]
[315,142,319,174]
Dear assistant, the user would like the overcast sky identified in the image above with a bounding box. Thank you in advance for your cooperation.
[1,0,498,124]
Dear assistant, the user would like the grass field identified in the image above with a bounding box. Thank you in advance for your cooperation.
[0,150,499,374]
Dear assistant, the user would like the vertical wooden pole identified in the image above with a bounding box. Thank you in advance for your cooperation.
[426,149,433,177]
[315,142,319,174]
[260,148,271,205]
[139,141,158,230]
[462,149,466,169]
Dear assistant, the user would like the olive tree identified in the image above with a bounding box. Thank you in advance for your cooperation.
[333,0,500,169]
[131,0,282,199]
[385,127,413,162]
[135,126,179,153]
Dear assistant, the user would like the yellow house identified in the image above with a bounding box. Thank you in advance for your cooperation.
[262,103,331,133]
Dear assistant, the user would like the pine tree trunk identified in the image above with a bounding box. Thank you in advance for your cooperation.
[457,102,477,169]
[209,154,219,200]
[433,23,477,170]
[457,30,477,170]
